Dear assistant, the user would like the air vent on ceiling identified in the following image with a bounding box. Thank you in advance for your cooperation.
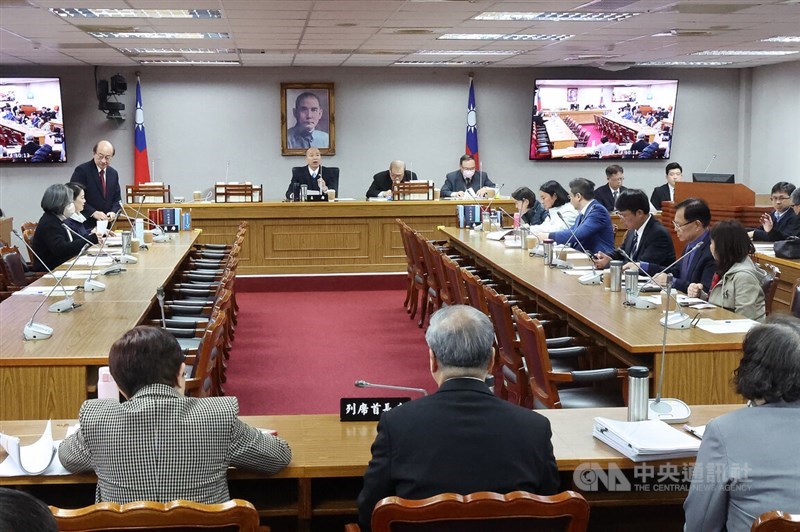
[576,0,639,10]
[55,42,111,49]
[393,29,435,35]
[1,0,37,7]
[238,49,267,54]
[355,49,411,55]
[78,25,138,32]
[675,3,750,14]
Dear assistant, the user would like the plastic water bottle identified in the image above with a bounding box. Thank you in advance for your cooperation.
[134,218,145,242]
[97,366,120,401]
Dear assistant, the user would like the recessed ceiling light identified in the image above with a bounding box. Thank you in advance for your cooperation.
[138,59,239,65]
[637,60,732,66]
[439,33,572,41]
[89,32,229,39]
[51,8,221,18]
[694,50,798,56]
[118,47,234,54]
[474,11,638,22]
[416,50,523,55]
[394,60,492,66]
[762,36,800,43]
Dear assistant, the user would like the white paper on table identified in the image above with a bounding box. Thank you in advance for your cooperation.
[563,269,591,276]
[11,285,79,296]
[683,424,706,439]
[48,271,93,279]
[695,318,759,334]
[66,256,114,267]
[570,265,594,271]
[639,295,663,305]
[565,252,589,259]
[0,420,70,476]
[689,303,717,310]
[104,236,123,247]
[676,294,707,306]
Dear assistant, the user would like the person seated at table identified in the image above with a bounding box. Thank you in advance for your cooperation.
[534,178,615,255]
[749,181,798,242]
[285,147,339,200]
[0,488,57,532]
[595,136,619,158]
[594,164,627,212]
[645,198,716,294]
[64,182,103,240]
[59,326,292,504]
[630,132,649,154]
[651,162,682,210]
[20,133,40,157]
[440,154,495,198]
[688,220,766,321]
[357,305,559,531]
[593,189,675,270]
[366,160,417,199]
[511,186,546,226]
[30,184,98,272]
[527,180,578,233]
[684,315,800,532]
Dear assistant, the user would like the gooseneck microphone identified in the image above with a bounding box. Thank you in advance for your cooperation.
[156,286,166,328]
[62,223,123,275]
[551,211,593,270]
[354,380,428,396]
[12,229,82,313]
[128,197,169,242]
[637,241,705,291]
[83,228,113,292]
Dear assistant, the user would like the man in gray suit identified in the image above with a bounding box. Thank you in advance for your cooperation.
[59,326,292,504]
[440,154,495,198]
[684,316,800,532]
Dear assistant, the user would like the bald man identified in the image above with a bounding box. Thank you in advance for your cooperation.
[366,160,418,199]
[69,140,121,226]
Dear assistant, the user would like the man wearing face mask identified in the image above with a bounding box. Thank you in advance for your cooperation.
[70,140,122,228]
[30,184,99,272]
[441,154,496,198]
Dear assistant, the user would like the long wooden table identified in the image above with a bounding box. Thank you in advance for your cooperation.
[0,231,200,420]
[127,200,513,276]
[0,405,740,531]
[441,227,748,405]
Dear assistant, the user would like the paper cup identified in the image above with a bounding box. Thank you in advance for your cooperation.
[434,188,441,200]
[486,189,496,198]
[143,230,154,243]
[130,239,140,252]
[96,219,108,235]
[327,189,336,201]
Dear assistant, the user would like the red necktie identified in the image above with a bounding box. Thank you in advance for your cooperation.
[99,169,106,197]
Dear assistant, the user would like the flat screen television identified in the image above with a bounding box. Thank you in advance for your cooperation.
[693,173,735,184]
[530,79,678,161]
[0,77,67,164]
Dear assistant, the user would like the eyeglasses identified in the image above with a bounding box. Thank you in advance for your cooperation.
[673,220,694,230]
[771,196,791,202]
[94,153,113,161]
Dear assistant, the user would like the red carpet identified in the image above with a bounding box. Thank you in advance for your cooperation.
[224,289,434,415]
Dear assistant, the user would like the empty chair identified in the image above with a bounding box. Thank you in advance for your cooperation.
[791,279,800,319]
[751,510,800,532]
[345,491,590,532]
[51,499,264,532]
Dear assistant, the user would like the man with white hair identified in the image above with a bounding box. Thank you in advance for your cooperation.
[20,133,40,157]
[366,160,418,198]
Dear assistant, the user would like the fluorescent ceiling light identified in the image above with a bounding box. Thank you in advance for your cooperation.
[394,60,491,66]
[474,11,638,22]
[51,8,221,18]
[118,47,234,54]
[138,59,239,65]
[439,33,572,41]
[762,36,800,43]
[89,32,229,39]
[637,60,732,66]
[694,50,798,56]
[416,50,523,55]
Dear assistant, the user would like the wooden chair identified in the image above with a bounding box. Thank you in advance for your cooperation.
[405,228,430,327]
[215,183,263,203]
[391,181,434,201]
[440,254,469,305]
[345,491,590,532]
[760,263,781,316]
[418,236,444,319]
[514,307,627,409]
[790,279,800,319]
[125,183,171,204]
[752,510,800,531]
[184,308,228,397]
[0,245,42,291]
[396,219,416,311]
[51,498,265,531]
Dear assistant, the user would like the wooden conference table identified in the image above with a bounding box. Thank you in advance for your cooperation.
[0,231,200,421]
[0,405,740,531]
[440,227,748,405]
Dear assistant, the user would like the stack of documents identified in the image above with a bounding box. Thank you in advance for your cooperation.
[593,417,702,462]
[0,421,72,476]
[695,318,759,334]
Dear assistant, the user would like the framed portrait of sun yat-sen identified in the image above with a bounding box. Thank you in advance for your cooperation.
[281,82,335,156]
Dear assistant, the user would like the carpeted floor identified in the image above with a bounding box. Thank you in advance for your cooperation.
[224,289,434,415]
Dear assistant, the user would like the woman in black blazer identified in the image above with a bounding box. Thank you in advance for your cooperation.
[30,184,98,271]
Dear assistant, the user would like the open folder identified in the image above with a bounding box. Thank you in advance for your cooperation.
[0,421,72,476]
[593,417,701,462]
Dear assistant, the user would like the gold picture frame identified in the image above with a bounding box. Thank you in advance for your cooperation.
[281,82,335,156]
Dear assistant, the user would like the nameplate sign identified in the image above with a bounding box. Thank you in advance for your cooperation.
[339,397,410,422]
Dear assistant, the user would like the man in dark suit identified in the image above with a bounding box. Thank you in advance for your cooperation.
[69,140,121,228]
[749,181,798,242]
[285,147,339,199]
[643,198,716,293]
[594,189,675,270]
[440,154,495,198]
[357,305,560,530]
[366,160,417,198]
[593,164,627,212]
[651,162,682,210]
[535,178,615,255]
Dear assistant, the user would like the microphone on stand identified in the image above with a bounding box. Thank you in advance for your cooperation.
[12,229,82,313]
[354,380,428,396]
[703,153,717,173]
[551,210,594,271]
[648,273,692,423]
[62,224,126,275]
[156,286,167,328]
[129,196,169,242]
[20,243,90,340]
[620,242,705,308]
[83,229,114,292]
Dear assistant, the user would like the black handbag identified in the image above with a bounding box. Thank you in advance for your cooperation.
[774,237,800,259]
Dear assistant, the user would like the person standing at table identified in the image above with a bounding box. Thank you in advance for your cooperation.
[357,305,559,530]
[534,178,615,255]
[593,164,627,212]
[440,154,495,198]
[651,162,682,210]
[366,160,417,199]
[749,181,798,242]
[285,147,339,199]
[59,326,292,504]
[69,140,121,228]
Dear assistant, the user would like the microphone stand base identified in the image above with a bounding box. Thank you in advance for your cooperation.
[24,322,53,341]
[648,398,691,423]
[579,272,602,285]
[48,298,77,313]
[634,297,658,310]
[84,278,106,292]
[659,312,693,329]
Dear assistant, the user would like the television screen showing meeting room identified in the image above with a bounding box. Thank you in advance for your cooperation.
[530,79,678,161]
[0,77,67,164]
